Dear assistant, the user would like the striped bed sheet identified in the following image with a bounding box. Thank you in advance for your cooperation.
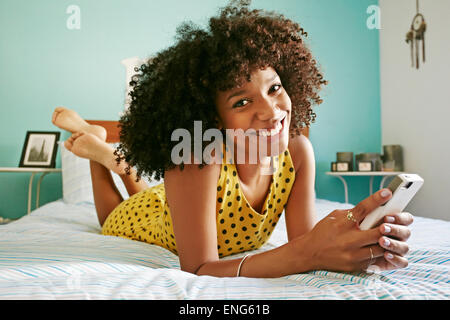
[0,198,448,299]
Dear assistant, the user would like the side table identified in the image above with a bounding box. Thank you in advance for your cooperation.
[0,167,62,214]
[325,171,404,203]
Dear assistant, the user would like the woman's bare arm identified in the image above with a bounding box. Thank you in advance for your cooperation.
[164,161,312,277]
[284,134,317,241]
[195,238,311,277]
[164,149,400,276]
[164,162,222,274]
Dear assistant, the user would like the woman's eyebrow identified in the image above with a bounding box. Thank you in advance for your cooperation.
[227,89,247,102]
[226,74,279,102]
[266,74,279,83]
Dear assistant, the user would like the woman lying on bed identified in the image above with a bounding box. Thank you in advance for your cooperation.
[51,0,413,278]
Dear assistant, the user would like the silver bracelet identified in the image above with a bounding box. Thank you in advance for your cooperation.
[236,254,251,277]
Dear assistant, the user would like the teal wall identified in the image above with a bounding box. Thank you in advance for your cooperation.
[0,0,381,219]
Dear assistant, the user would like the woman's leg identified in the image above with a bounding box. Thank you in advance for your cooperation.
[66,132,149,226]
[52,107,148,225]
[89,160,124,226]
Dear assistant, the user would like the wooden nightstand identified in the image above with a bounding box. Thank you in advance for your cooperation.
[325,171,404,203]
[0,167,62,215]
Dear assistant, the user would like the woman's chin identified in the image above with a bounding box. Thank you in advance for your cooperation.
[266,137,289,157]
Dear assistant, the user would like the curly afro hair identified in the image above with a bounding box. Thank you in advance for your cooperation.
[116,0,328,181]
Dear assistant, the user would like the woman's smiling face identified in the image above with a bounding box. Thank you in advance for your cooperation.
[215,67,292,159]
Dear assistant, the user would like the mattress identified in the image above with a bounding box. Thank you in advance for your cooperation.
[0,198,448,299]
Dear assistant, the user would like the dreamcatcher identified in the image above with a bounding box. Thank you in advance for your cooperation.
[406,0,427,69]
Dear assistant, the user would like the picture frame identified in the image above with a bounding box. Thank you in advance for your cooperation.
[19,131,60,168]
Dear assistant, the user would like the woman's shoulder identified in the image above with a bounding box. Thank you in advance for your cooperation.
[164,162,222,185]
[287,133,315,173]
[163,143,224,202]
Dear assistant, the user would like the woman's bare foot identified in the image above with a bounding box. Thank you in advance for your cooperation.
[65,132,127,175]
[52,107,107,141]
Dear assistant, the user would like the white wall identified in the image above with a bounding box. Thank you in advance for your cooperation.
[379,0,450,220]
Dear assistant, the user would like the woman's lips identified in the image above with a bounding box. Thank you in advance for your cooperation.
[249,114,286,137]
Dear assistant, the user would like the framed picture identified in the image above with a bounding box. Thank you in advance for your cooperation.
[19,131,60,168]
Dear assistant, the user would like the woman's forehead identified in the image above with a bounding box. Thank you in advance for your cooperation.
[222,66,278,90]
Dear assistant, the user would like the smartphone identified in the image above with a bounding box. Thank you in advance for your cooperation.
[359,174,424,230]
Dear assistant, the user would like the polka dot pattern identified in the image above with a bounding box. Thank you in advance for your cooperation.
[102,147,295,258]
[215,148,295,257]
[101,183,179,254]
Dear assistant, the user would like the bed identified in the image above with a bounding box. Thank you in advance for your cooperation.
[0,121,448,300]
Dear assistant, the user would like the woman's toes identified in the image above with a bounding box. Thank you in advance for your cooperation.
[64,132,85,151]
[52,107,63,124]
[54,106,66,112]
[64,139,73,151]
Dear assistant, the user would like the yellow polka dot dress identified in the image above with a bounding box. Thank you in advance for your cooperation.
[101,147,295,258]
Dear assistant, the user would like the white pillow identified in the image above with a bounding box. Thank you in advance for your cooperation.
[59,142,162,204]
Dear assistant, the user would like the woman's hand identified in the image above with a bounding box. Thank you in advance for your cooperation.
[369,211,413,272]
[294,188,412,273]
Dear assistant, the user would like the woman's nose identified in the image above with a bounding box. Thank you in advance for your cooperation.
[257,97,281,121]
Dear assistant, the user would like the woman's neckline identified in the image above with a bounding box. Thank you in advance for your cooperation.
[227,157,277,216]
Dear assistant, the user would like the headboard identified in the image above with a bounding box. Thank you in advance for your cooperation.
[86,120,309,144]
[86,120,121,143]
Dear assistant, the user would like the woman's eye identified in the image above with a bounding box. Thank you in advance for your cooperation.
[270,84,282,93]
[233,99,249,108]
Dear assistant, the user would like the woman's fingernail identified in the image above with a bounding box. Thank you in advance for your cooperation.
[381,189,391,198]
[384,225,391,233]
[386,253,394,259]
[383,238,391,247]
[386,216,395,223]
